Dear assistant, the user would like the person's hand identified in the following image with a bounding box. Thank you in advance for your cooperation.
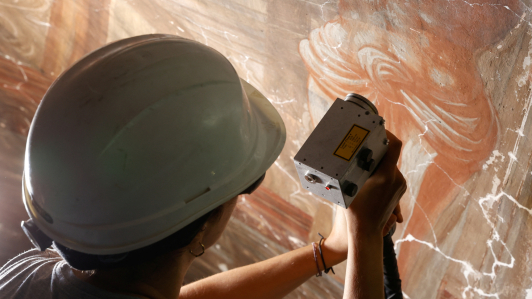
[382,203,403,237]
[326,203,403,253]
[324,130,406,260]
[345,130,407,236]
[326,203,403,260]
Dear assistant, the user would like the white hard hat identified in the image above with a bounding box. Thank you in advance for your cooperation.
[22,34,286,255]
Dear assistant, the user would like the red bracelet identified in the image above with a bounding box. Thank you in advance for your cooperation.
[312,242,322,277]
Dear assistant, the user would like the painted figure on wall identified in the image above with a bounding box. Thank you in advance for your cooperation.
[299,0,522,284]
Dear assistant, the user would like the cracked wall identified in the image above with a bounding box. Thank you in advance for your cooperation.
[1,0,532,298]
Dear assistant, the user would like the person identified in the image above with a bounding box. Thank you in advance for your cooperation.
[0,34,406,299]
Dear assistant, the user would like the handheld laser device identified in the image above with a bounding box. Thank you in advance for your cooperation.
[294,93,388,208]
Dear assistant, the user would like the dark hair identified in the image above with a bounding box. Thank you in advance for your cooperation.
[54,173,265,271]
[55,206,222,271]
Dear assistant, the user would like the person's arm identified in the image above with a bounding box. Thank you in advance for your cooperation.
[343,220,385,298]
[180,207,401,299]
[343,131,406,299]
[179,242,344,299]
[181,130,405,299]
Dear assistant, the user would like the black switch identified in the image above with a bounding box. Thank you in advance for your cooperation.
[358,148,374,172]
[343,181,358,197]
[362,159,376,172]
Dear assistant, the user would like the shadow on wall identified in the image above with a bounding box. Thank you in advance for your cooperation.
[299,0,522,289]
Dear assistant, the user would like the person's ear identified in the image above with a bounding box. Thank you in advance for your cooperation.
[185,225,207,258]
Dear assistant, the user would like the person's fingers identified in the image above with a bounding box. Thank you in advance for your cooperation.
[398,171,407,200]
[385,130,402,164]
[375,130,402,175]
[382,213,397,236]
[394,204,403,223]
[383,166,406,210]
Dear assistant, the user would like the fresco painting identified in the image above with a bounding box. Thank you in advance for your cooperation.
[2,0,532,298]
[299,1,528,297]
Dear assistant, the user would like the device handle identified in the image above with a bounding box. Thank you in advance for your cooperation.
[383,224,403,299]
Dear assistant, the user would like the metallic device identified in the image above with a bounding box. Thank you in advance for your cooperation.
[294,93,388,208]
[294,93,402,299]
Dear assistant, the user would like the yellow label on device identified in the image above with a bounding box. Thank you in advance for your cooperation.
[334,124,370,161]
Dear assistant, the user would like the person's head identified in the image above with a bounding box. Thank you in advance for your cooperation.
[20,34,286,270]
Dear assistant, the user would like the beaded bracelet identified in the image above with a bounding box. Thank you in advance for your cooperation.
[311,242,322,277]
[317,232,335,275]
